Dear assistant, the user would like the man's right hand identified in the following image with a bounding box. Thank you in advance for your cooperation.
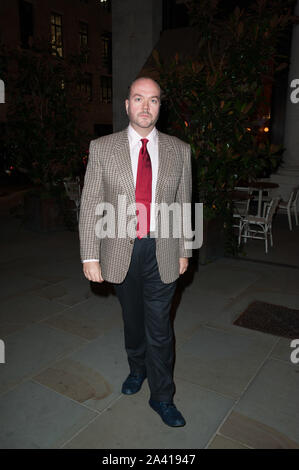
[83,261,104,283]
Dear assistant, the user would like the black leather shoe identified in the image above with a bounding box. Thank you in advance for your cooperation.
[121,373,146,395]
[149,399,186,427]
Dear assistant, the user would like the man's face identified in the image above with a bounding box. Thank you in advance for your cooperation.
[125,79,161,134]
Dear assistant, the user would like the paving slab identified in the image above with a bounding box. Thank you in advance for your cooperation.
[0,380,97,448]
[223,358,299,447]
[0,293,69,338]
[0,323,88,396]
[270,337,298,363]
[190,263,261,300]
[62,378,234,449]
[206,288,299,340]
[218,410,299,449]
[34,278,92,307]
[42,295,122,340]
[207,434,250,449]
[40,326,129,412]
[33,358,114,407]
[175,325,277,398]
[0,274,49,302]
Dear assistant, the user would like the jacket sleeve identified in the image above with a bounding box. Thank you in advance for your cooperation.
[79,140,104,262]
[175,143,193,258]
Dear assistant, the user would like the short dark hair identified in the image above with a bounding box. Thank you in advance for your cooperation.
[127,76,162,100]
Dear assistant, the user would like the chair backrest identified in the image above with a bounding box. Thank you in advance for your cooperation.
[291,188,299,207]
[64,178,81,203]
[286,191,295,208]
[265,197,280,223]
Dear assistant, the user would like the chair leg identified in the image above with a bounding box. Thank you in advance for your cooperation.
[287,209,292,230]
[269,225,273,247]
[238,222,242,246]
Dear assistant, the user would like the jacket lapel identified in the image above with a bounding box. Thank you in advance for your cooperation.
[112,128,135,205]
[155,131,173,205]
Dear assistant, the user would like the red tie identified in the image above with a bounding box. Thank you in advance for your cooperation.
[135,138,152,239]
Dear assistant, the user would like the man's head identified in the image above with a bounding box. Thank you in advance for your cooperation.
[125,77,161,136]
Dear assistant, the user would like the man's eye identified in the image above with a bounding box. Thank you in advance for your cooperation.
[152,99,157,104]
[135,97,141,101]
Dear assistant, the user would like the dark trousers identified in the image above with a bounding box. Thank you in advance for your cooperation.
[113,235,177,402]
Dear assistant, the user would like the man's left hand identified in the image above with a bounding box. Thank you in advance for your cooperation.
[179,257,189,275]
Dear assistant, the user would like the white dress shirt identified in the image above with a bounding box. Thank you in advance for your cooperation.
[83,124,159,263]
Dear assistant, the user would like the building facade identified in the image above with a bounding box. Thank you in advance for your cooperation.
[0,0,112,138]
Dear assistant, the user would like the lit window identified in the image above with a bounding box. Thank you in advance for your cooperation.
[79,21,89,63]
[79,74,92,102]
[100,76,112,104]
[79,22,88,48]
[51,13,63,57]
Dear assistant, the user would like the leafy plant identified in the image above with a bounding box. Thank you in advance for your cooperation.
[2,41,89,195]
[155,0,296,221]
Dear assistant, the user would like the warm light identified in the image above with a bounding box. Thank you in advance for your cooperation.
[246,127,251,132]
[264,127,269,133]
[184,121,189,127]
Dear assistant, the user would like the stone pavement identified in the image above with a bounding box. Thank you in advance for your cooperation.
[0,212,299,449]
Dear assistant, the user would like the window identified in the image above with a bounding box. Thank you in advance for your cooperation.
[51,13,63,57]
[79,21,89,63]
[100,76,112,104]
[79,22,88,48]
[101,32,112,73]
[19,0,34,48]
[79,74,92,101]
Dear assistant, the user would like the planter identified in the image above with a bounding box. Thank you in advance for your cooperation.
[23,193,66,232]
[197,216,225,265]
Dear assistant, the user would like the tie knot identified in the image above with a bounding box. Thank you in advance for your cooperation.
[141,138,149,147]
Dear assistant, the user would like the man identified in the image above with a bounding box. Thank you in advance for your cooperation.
[79,77,192,427]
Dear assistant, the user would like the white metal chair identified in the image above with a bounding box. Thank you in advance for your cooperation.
[264,190,295,230]
[232,187,253,229]
[63,176,81,222]
[238,197,280,253]
[291,188,299,226]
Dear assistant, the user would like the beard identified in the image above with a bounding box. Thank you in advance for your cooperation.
[127,108,159,129]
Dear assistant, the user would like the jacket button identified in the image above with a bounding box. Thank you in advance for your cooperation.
[130,240,133,244]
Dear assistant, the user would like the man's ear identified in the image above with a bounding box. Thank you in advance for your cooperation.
[125,99,129,115]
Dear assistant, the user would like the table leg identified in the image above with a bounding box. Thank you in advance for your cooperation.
[257,189,262,217]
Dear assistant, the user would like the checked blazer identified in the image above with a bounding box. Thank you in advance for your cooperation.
[79,127,192,284]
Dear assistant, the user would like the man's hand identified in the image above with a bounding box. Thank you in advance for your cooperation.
[83,261,104,283]
[179,257,189,275]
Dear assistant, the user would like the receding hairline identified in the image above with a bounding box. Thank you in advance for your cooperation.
[127,77,162,100]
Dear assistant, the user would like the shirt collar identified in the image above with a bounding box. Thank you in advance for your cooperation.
[128,124,158,147]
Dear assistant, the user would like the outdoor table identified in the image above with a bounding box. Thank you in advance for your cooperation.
[246,181,279,217]
[229,190,252,201]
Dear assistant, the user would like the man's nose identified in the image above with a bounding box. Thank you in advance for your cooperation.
[143,100,150,111]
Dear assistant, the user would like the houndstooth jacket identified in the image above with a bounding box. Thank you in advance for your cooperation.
[79,127,192,284]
